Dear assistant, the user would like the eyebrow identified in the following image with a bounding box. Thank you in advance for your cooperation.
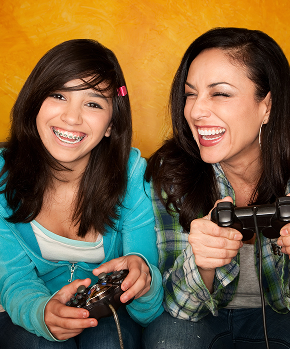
[87,92,109,100]
[185,81,235,89]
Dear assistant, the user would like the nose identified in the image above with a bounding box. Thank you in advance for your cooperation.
[187,96,211,120]
[60,104,83,126]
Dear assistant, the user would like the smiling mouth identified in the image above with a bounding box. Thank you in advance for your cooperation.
[197,127,226,140]
[52,127,86,144]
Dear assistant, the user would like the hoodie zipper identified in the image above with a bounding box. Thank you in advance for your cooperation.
[68,263,76,283]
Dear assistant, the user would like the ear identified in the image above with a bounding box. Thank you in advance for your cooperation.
[104,123,112,137]
[261,92,271,125]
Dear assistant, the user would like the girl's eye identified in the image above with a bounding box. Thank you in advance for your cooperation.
[87,102,103,109]
[50,93,65,100]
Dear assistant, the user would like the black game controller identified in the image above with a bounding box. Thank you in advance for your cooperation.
[211,196,290,241]
[66,269,133,320]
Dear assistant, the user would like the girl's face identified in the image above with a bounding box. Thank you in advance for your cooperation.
[36,79,113,170]
[184,48,271,169]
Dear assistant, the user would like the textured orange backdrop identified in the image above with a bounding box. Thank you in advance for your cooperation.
[1,0,290,158]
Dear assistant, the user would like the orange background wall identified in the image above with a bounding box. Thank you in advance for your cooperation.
[1,0,290,158]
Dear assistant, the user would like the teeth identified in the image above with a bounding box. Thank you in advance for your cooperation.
[52,128,85,144]
[198,128,225,136]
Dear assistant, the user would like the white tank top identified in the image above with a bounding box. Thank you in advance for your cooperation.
[30,220,105,264]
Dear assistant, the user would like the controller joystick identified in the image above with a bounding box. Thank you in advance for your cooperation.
[211,196,290,241]
[66,269,133,320]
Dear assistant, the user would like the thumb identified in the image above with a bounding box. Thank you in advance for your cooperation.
[204,196,234,220]
[55,278,91,304]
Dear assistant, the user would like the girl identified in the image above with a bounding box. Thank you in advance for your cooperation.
[0,39,163,349]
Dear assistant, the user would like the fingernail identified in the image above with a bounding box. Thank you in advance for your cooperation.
[83,311,88,318]
[234,233,242,240]
[281,229,289,236]
[90,320,97,327]
[121,282,128,291]
[121,295,128,303]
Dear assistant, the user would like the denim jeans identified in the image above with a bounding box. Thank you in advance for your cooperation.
[142,306,290,349]
[0,307,143,349]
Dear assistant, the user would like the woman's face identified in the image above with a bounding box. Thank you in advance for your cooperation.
[184,48,271,168]
[36,78,113,170]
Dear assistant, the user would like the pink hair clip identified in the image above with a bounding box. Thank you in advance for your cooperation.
[117,86,127,96]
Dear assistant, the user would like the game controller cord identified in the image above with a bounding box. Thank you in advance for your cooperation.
[253,206,270,349]
[107,303,124,349]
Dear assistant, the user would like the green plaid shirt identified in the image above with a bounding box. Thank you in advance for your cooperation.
[151,163,290,321]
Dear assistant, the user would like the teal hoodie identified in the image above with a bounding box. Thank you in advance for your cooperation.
[0,147,163,341]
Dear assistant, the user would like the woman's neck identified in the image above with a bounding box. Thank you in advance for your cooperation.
[220,155,262,207]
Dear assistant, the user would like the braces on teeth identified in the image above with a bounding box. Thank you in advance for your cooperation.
[53,128,85,142]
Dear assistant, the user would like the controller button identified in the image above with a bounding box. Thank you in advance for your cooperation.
[77,285,86,294]
[279,205,290,220]
[77,294,83,300]
[72,299,78,305]
[98,272,107,280]
[218,210,233,225]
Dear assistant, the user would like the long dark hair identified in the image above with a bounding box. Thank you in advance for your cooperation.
[0,39,132,237]
[146,27,290,232]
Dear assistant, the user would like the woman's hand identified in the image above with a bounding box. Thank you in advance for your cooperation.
[93,255,151,303]
[188,197,243,291]
[44,278,98,340]
[277,194,290,255]
[277,227,290,255]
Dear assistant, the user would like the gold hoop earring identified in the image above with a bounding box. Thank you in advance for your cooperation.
[259,121,265,148]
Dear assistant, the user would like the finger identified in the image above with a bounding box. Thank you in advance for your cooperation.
[195,255,237,269]
[280,225,290,237]
[192,233,243,250]
[120,272,150,302]
[192,219,243,241]
[47,299,86,320]
[120,257,150,291]
[194,245,241,260]
[93,257,126,276]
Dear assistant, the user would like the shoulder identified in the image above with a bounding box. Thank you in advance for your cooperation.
[127,147,147,179]
[0,148,5,171]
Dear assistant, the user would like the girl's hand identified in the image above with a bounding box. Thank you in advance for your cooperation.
[188,196,243,271]
[93,255,151,303]
[44,278,98,340]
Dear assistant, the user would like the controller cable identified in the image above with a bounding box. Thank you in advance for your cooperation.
[107,303,124,349]
[253,206,270,349]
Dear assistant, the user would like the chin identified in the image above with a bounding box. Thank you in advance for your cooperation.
[200,152,223,164]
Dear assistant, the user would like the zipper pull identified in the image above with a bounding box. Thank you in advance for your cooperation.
[68,263,75,283]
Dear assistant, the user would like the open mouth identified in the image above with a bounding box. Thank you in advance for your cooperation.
[52,127,86,144]
[197,127,226,140]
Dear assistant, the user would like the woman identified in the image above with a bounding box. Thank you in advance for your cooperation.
[0,39,163,349]
[143,28,290,348]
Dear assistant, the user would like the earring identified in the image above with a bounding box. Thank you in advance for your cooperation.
[258,121,265,148]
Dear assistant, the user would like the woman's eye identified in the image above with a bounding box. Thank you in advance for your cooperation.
[184,93,197,99]
[213,92,230,97]
[87,102,103,109]
[50,93,65,100]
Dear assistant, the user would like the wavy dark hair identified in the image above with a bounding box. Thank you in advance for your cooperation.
[146,27,290,232]
[0,39,132,237]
